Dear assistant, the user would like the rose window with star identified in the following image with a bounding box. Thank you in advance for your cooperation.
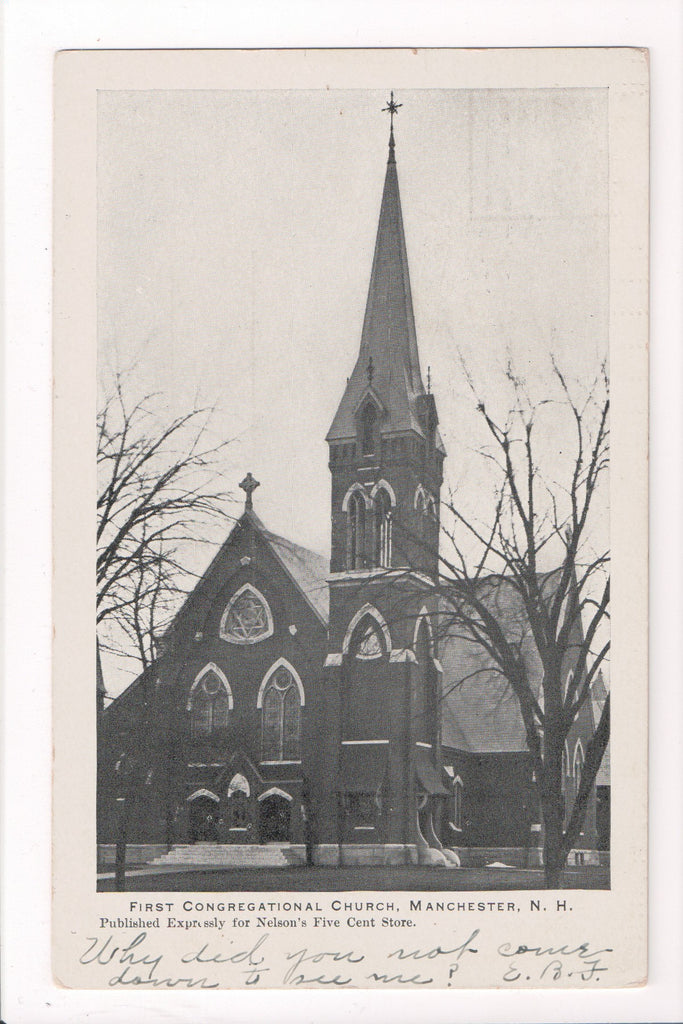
[220,584,274,644]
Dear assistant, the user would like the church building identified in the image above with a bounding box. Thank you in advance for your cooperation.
[98,108,603,869]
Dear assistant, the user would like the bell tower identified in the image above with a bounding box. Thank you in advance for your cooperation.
[326,97,446,582]
[320,97,450,866]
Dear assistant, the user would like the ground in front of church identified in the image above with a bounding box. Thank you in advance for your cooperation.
[97,864,610,892]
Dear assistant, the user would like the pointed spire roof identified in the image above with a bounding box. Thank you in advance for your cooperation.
[327,118,444,452]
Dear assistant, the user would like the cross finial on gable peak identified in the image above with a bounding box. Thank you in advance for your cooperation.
[239,472,260,510]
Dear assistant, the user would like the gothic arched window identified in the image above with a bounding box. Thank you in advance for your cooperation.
[573,740,585,787]
[562,741,571,793]
[373,487,392,567]
[361,403,378,455]
[353,619,384,660]
[188,666,231,738]
[413,617,434,741]
[220,584,274,644]
[348,491,366,570]
[260,665,302,762]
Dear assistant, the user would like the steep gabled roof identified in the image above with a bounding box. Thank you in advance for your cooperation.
[326,129,444,452]
[439,578,543,754]
[260,524,329,626]
[156,506,330,638]
[104,506,330,711]
[438,570,595,756]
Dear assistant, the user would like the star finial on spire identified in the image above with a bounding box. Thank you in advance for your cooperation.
[382,90,402,162]
[239,472,260,511]
[382,90,402,130]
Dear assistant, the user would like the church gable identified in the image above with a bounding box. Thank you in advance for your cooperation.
[163,510,328,653]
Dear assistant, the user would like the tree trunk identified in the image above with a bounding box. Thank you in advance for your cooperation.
[541,736,566,888]
[542,807,566,888]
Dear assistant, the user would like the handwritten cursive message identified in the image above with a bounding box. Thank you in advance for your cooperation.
[77,926,613,989]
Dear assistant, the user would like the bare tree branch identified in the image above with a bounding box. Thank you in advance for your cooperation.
[97,372,235,676]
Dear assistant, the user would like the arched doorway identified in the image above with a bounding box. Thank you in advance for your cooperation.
[188,794,219,843]
[258,792,291,843]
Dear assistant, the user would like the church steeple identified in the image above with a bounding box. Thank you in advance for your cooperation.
[326,101,444,454]
[327,98,445,578]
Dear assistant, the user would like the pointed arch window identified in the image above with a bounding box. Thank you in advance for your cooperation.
[413,617,435,742]
[188,666,232,738]
[415,486,428,539]
[354,621,384,660]
[343,603,392,658]
[573,740,585,786]
[373,487,392,567]
[361,402,378,456]
[220,584,274,644]
[561,741,571,795]
[348,491,366,570]
[260,664,303,762]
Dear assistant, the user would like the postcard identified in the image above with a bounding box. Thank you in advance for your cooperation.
[53,46,648,990]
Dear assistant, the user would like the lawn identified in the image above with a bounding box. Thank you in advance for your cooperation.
[98,863,609,892]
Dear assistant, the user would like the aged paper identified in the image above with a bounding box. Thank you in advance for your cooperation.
[53,48,648,991]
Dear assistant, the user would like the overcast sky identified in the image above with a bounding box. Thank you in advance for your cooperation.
[98,87,608,693]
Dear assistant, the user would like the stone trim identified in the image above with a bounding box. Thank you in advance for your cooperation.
[342,603,392,655]
[341,739,389,745]
[186,663,234,711]
[257,786,293,802]
[341,481,372,511]
[389,648,418,663]
[187,788,220,803]
[370,478,397,507]
[256,657,305,708]
[219,582,274,645]
[328,568,433,586]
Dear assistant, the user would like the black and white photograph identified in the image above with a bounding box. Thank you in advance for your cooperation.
[49,46,649,991]
[95,83,611,894]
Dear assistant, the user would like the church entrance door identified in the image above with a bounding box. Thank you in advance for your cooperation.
[188,796,219,843]
[258,794,291,843]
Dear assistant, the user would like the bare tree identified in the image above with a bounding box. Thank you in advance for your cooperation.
[424,360,610,887]
[97,374,232,677]
[364,360,609,886]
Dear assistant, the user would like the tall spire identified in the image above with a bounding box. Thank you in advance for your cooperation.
[327,94,442,451]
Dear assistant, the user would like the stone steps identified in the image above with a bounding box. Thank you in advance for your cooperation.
[149,843,306,868]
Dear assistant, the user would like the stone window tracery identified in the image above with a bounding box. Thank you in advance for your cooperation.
[348,491,366,570]
[261,665,302,762]
[373,487,392,567]
[189,668,231,738]
[355,622,383,660]
[220,584,274,644]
